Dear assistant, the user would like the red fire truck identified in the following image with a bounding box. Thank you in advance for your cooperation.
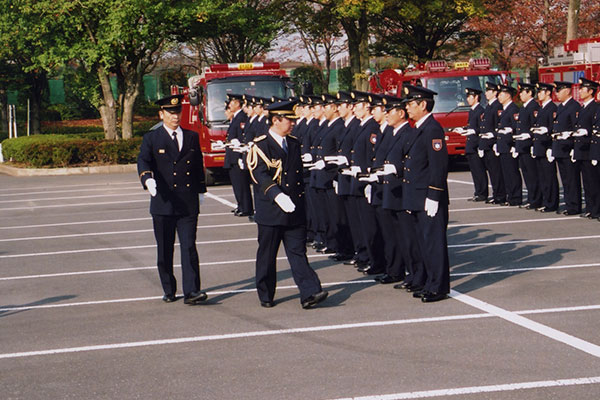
[368,58,510,157]
[172,62,294,184]
[538,37,600,101]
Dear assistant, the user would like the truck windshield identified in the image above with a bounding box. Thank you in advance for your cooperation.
[207,79,289,123]
[426,74,503,113]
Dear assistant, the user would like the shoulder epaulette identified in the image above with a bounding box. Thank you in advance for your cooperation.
[254,135,267,142]
[288,135,298,141]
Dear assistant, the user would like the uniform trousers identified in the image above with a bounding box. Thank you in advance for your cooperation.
[305,186,319,242]
[483,150,506,202]
[313,188,331,246]
[229,165,253,214]
[581,161,600,217]
[375,206,405,279]
[355,195,386,273]
[466,153,488,198]
[392,210,425,287]
[413,206,450,295]
[255,224,323,303]
[499,153,522,205]
[152,214,200,297]
[327,189,354,256]
[344,196,369,263]
[519,153,541,207]
[556,157,582,213]
[536,157,559,210]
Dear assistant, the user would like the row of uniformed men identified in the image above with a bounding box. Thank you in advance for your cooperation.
[460,78,600,221]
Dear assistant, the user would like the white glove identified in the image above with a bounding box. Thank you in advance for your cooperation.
[230,138,241,147]
[309,160,326,170]
[238,158,244,169]
[511,147,518,158]
[232,145,248,153]
[572,128,588,137]
[493,144,499,157]
[274,193,295,213]
[480,132,494,139]
[380,163,397,175]
[301,153,313,163]
[332,180,338,194]
[359,174,378,182]
[514,133,531,140]
[498,127,513,135]
[531,127,548,135]
[341,166,361,177]
[463,129,476,136]
[555,131,572,140]
[199,193,204,205]
[570,149,575,163]
[324,155,348,165]
[530,146,536,158]
[453,127,465,134]
[145,178,157,197]
[364,184,372,204]
[478,149,484,158]
[212,140,226,151]
[546,148,554,162]
[425,198,439,218]
[592,160,598,166]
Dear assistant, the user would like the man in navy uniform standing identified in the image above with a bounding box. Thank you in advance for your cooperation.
[137,94,208,305]
[246,100,328,309]
[225,94,252,216]
[479,82,506,204]
[402,85,450,302]
[495,84,522,206]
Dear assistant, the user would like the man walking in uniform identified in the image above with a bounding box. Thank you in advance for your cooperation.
[137,94,208,305]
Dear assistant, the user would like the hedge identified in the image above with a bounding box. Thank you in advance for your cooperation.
[1,135,142,168]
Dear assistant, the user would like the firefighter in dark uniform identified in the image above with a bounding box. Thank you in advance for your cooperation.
[137,94,208,305]
[224,94,253,216]
[456,87,487,201]
[514,82,541,209]
[532,82,559,212]
[551,81,582,215]
[591,88,600,221]
[573,78,600,219]
[478,82,506,204]
[246,100,328,309]
[496,84,522,206]
[401,85,450,302]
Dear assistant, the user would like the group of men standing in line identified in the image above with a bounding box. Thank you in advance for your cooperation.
[460,78,600,221]
[225,85,451,304]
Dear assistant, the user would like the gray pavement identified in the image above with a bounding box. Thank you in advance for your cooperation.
[1,169,600,399]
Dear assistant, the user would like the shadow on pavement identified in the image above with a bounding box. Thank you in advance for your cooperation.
[0,295,78,318]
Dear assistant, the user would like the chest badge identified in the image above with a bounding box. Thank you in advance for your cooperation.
[533,111,538,118]
[432,139,443,151]
[370,133,377,144]
[158,149,166,154]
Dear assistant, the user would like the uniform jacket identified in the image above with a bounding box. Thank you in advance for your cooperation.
[465,104,484,154]
[532,100,557,157]
[137,126,207,216]
[224,110,248,167]
[400,115,449,211]
[515,99,540,153]
[478,99,502,151]
[248,133,306,226]
[376,123,412,209]
[590,106,600,161]
[552,98,580,158]
[312,117,346,189]
[349,117,382,196]
[573,101,599,160]
[496,101,519,154]
[243,115,268,143]
[336,117,362,196]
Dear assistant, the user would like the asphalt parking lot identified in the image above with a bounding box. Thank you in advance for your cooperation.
[1,169,599,399]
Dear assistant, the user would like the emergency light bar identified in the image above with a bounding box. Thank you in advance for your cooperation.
[210,62,281,72]
[469,58,491,70]
[426,60,448,72]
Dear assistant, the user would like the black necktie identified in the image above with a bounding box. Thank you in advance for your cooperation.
[282,138,288,154]
[172,132,179,152]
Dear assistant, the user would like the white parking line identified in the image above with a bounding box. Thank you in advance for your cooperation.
[0,199,148,211]
[205,192,237,208]
[0,191,145,204]
[0,181,138,192]
[330,376,600,400]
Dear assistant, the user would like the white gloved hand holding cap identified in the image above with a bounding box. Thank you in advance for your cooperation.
[145,178,157,197]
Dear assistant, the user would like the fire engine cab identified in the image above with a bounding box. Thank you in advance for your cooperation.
[172,62,294,185]
[538,37,600,101]
[368,58,509,157]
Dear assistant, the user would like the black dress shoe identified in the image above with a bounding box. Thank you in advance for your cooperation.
[563,210,579,216]
[343,259,358,265]
[231,208,238,214]
[580,212,592,218]
[421,292,448,303]
[237,212,253,217]
[378,275,403,284]
[405,285,424,293]
[301,290,328,309]
[412,289,427,298]
[541,207,558,213]
[260,301,275,308]
[393,282,411,290]
[162,294,177,303]
[473,196,488,202]
[485,198,504,205]
[518,203,531,209]
[318,247,336,254]
[183,291,208,305]
[329,253,353,261]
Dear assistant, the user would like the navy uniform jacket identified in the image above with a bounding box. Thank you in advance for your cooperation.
[243,115,267,143]
[401,115,449,211]
[301,118,319,155]
[292,118,309,153]
[248,133,306,226]
[137,126,207,216]
[574,101,599,160]
[224,110,248,168]
[374,123,411,208]
[312,117,346,189]
[349,117,382,196]
[552,98,580,158]
[337,117,362,196]
[532,100,558,157]
[591,107,600,161]
[515,99,540,153]
[478,99,502,151]
[465,104,484,154]
[496,102,519,154]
